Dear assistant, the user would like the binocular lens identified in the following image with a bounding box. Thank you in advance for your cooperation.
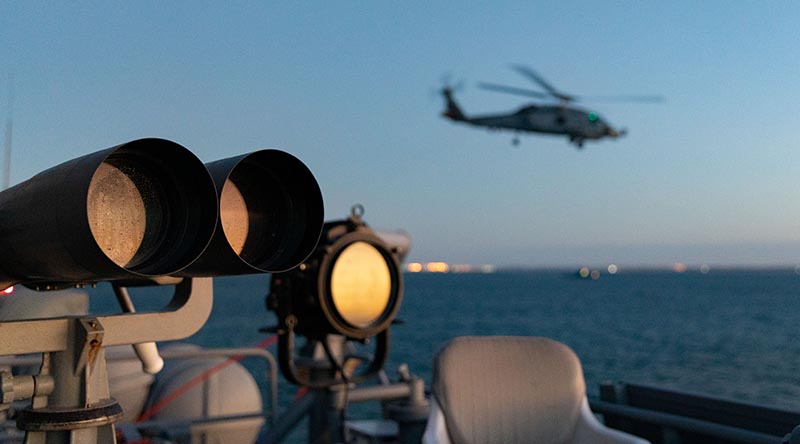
[88,160,168,268]
[88,161,148,267]
[221,161,296,269]
[220,179,249,255]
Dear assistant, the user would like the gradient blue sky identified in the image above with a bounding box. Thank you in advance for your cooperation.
[2,2,800,267]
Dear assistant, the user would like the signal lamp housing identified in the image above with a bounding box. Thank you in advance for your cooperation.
[270,205,403,340]
[268,206,407,387]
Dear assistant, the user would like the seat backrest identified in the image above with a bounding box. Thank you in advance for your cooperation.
[433,336,585,444]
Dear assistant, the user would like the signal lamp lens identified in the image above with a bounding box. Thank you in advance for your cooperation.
[314,228,403,339]
[330,241,393,328]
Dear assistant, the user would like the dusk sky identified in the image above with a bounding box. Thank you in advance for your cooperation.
[2,2,800,268]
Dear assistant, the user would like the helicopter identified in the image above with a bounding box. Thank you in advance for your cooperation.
[441,65,663,148]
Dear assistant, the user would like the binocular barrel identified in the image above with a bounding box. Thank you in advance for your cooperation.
[0,139,324,290]
[181,149,324,275]
[0,138,218,290]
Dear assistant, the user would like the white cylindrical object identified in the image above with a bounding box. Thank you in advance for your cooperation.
[133,342,164,374]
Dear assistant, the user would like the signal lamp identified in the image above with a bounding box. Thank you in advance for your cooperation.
[268,205,406,386]
[270,205,402,339]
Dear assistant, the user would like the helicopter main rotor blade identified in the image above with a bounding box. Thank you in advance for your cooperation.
[477,82,550,99]
[580,95,666,103]
[511,64,574,102]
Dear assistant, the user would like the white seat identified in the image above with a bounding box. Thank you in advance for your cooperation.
[422,336,649,444]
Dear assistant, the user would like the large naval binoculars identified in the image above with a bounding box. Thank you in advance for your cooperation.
[0,138,323,290]
[268,205,410,388]
[0,138,323,444]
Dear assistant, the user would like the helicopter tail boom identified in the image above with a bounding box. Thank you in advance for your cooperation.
[441,88,466,121]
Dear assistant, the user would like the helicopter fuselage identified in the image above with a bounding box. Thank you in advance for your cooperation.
[464,105,619,143]
[440,87,623,148]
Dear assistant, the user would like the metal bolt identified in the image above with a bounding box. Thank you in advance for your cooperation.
[0,372,14,404]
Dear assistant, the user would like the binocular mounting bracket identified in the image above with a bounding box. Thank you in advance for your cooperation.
[0,278,214,444]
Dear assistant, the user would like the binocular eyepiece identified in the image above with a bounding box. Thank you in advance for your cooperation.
[0,138,323,290]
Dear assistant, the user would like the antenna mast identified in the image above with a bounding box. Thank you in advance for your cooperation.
[3,73,13,190]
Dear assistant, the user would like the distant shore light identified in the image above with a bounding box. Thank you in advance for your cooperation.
[407,262,423,273]
[426,262,449,273]
[607,264,618,274]
[408,262,497,273]
[700,264,710,274]
[673,263,687,273]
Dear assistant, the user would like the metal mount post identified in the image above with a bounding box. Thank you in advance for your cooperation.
[303,336,348,444]
[0,278,214,444]
[18,318,122,444]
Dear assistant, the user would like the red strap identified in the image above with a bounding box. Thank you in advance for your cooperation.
[294,385,309,400]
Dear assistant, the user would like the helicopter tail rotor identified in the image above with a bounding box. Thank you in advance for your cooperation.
[440,73,465,93]
[430,73,464,99]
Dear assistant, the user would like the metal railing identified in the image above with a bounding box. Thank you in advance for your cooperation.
[590,399,783,444]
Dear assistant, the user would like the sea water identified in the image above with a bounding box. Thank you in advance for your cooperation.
[88,268,800,427]
[395,269,800,409]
